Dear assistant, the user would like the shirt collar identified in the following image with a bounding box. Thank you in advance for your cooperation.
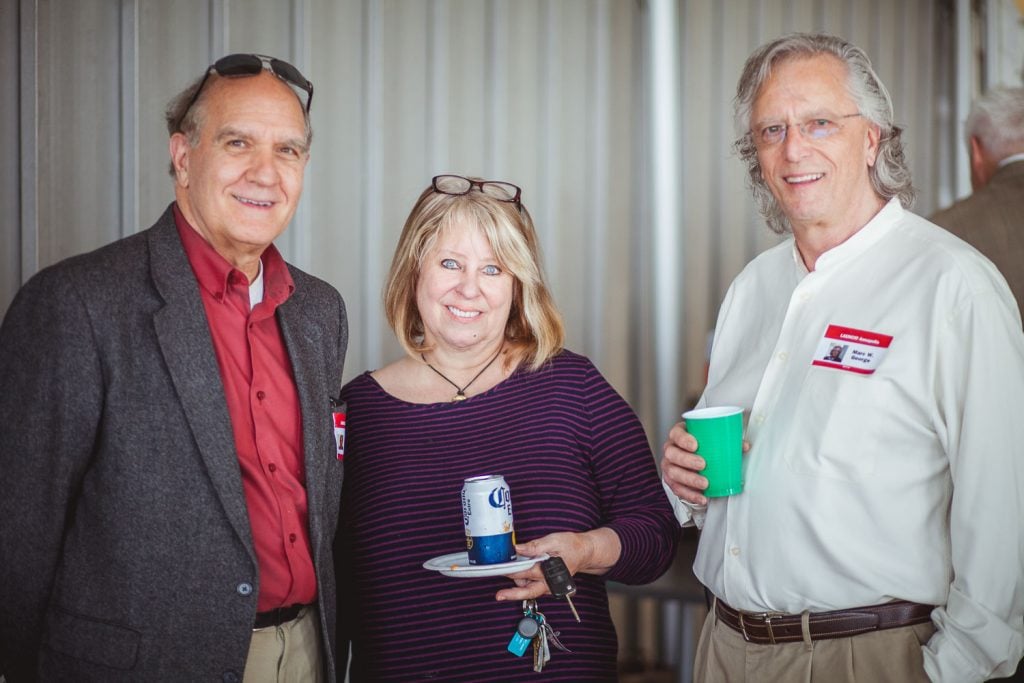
[811,197,903,273]
[998,152,1024,168]
[173,203,294,308]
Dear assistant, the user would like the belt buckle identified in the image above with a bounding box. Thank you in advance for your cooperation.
[738,610,787,644]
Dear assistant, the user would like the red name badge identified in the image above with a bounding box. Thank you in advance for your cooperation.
[332,401,346,461]
[812,324,893,375]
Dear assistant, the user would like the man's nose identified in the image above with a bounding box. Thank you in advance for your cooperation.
[247,148,281,184]
[781,123,812,159]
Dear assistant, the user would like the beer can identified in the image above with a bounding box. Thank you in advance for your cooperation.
[461,474,516,565]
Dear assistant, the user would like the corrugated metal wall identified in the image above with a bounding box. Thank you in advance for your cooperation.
[3,0,1006,444]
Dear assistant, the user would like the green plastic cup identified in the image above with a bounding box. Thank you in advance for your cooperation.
[682,406,744,497]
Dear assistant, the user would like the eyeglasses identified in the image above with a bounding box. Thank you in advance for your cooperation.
[432,175,522,208]
[173,54,314,133]
[752,113,862,147]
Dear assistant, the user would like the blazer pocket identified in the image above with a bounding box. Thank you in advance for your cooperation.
[44,605,141,671]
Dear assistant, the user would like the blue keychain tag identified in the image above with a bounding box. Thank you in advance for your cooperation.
[508,614,540,656]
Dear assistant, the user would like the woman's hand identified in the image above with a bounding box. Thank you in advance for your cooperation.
[494,528,621,602]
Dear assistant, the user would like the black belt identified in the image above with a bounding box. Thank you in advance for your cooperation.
[253,603,309,629]
[714,596,934,645]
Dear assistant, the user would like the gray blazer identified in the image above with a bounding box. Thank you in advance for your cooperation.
[0,205,348,681]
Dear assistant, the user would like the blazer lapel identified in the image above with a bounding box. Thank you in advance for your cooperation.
[147,207,256,560]
[277,286,329,542]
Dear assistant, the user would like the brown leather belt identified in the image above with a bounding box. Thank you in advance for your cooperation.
[714,597,934,645]
[253,603,308,629]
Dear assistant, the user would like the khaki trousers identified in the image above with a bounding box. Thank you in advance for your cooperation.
[243,605,324,683]
[694,604,935,683]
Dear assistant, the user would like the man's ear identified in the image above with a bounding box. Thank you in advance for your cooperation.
[169,133,190,187]
[968,135,991,190]
[865,123,882,168]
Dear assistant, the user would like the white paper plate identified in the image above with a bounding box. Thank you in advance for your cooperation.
[422,551,549,578]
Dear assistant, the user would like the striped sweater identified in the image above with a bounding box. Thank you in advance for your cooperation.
[336,350,680,682]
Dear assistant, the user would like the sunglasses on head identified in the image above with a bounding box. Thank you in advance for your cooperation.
[173,53,313,133]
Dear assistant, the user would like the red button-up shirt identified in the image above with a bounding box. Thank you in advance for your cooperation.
[175,205,316,611]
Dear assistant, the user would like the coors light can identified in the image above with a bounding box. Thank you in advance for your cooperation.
[461,474,516,565]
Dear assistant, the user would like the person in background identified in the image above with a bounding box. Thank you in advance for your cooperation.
[0,54,348,681]
[334,174,679,682]
[930,87,1024,320]
[661,34,1024,682]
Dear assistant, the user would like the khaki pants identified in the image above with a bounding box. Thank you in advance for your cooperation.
[243,605,324,683]
[694,604,935,683]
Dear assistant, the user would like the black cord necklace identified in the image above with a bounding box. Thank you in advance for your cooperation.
[421,346,503,402]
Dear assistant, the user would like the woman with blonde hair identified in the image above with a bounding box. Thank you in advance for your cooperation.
[335,175,678,681]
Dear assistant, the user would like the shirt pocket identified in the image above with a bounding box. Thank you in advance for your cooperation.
[783,369,885,482]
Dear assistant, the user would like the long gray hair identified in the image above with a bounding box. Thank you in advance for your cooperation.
[734,33,915,234]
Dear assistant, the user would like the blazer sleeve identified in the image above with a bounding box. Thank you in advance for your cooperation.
[0,267,105,679]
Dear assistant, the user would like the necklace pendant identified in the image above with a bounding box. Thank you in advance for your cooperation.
[452,392,468,402]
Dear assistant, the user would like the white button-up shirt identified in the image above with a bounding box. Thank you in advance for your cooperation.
[670,199,1024,682]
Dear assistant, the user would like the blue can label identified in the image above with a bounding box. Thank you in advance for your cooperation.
[462,474,516,565]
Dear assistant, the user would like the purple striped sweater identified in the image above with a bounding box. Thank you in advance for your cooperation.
[335,350,680,681]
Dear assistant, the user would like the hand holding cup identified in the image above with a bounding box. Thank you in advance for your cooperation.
[680,406,745,498]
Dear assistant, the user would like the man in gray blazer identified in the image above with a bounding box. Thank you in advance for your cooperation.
[930,87,1024,321]
[0,54,348,681]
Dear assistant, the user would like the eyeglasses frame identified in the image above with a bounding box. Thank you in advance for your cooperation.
[751,112,864,147]
[431,174,523,209]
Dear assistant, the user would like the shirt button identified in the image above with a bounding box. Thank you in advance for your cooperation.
[236,582,253,596]
[268,463,277,473]
[754,413,765,425]
[256,390,266,400]
[730,547,741,556]
[777,351,788,362]
[799,292,811,302]
[214,292,223,301]
[223,672,240,683]
[289,533,297,543]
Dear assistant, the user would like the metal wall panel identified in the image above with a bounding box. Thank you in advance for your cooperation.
[35,0,122,266]
[988,0,1024,87]
[1,1,21,313]
[6,0,1011,449]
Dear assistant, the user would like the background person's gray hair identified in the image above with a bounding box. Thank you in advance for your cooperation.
[732,33,915,235]
[965,87,1024,161]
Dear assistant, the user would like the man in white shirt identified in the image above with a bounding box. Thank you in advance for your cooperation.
[662,33,1024,683]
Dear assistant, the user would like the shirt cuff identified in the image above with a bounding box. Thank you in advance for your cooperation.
[663,479,706,529]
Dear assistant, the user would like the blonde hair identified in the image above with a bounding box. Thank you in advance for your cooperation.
[384,180,564,371]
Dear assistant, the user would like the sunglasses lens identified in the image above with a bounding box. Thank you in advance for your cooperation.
[271,59,307,89]
[434,175,472,195]
[213,54,264,77]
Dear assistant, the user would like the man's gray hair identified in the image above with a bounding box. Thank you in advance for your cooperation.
[965,87,1024,161]
[733,33,915,234]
